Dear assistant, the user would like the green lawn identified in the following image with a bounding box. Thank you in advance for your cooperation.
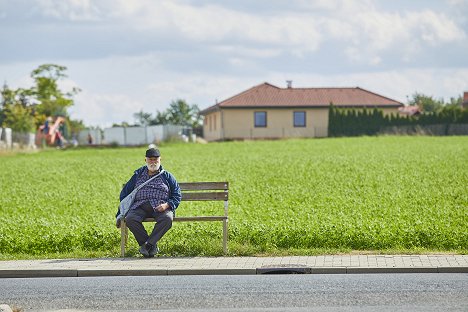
[0,136,467,259]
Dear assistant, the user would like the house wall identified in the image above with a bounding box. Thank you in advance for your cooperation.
[202,106,400,141]
[221,108,329,140]
[203,111,223,141]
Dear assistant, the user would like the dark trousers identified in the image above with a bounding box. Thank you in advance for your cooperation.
[124,202,173,247]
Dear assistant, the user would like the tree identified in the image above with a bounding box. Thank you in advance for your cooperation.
[68,118,86,138]
[446,95,462,109]
[152,99,202,128]
[3,103,36,132]
[407,93,444,113]
[1,82,36,132]
[0,82,15,126]
[133,110,153,126]
[112,121,131,128]
[1,64,82,139]
[152,111,169,125]
[30,64,80,120]
[166,99,200,127]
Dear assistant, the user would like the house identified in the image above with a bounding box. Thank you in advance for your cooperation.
[200,82,404,141]
[398,105,422,116]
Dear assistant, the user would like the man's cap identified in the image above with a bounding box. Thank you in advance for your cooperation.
[145,148,161,158]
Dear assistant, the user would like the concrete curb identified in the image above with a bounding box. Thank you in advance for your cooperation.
[2,255,467,278]
[1,266,467,278]
[0,269,77,278]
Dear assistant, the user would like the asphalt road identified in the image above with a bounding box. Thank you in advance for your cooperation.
[1,274,467,311]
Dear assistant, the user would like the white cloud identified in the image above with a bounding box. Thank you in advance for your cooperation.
[70,0,324,53]
[320,3,467,64]
[69,91,143,127]
[214,46,282,58]
[25,0,466,65]
[412,10,466,44]
[268,68,468,104]
[35,0,104,21]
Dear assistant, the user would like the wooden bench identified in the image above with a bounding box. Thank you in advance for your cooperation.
[120,181,229,257]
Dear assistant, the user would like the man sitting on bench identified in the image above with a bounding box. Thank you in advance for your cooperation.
[116,148,181,257]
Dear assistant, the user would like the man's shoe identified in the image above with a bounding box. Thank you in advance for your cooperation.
[149,244,159,257]
[139,244,150,258]
[144,242,159,258]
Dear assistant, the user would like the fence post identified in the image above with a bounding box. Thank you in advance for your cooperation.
[5,128,12,149]
[28,133,36,149]
[145,126,148,144]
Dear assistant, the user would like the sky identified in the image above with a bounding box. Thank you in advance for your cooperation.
[1,0,467,127]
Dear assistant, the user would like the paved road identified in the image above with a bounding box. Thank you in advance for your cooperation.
[1,274,467,311]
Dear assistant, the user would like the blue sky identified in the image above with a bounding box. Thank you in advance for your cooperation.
[1,0,467,127]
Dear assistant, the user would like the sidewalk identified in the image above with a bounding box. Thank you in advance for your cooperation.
[1,255,467,278]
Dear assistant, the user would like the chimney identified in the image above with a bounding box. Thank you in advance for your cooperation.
[463,92,468,109]
[286,80,292,88]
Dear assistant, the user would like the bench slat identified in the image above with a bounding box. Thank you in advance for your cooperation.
[142,216,227,222]
[179,182,228,191]
[182,192,228,201]
[175,216,227,222]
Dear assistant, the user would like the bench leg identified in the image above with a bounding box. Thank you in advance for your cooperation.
[223,219,228,254]
[120,221,128,257]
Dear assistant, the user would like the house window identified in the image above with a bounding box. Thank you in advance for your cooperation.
[214,114,217,131]
[254,112,267,127]
[293,111,306,127]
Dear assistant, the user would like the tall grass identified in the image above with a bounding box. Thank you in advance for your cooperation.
[0,136,466,259]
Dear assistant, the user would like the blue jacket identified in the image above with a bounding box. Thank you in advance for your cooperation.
[117,165,182,217]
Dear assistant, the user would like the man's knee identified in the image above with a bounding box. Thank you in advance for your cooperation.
[159,211,173,226]
[124,213,139,224]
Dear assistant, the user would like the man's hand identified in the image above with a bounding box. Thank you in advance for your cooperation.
[155,203,170,212]
[116,216,122,228]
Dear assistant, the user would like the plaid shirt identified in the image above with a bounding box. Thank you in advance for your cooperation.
[129,168,170,212]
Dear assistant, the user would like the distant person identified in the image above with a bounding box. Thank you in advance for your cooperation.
[41,117,52,148]
[56,121,64,148]
[55,129,63,148]
[116,148,181,257]
[59,121,66,140]
[87,133,93,145]
[43,117,52,135]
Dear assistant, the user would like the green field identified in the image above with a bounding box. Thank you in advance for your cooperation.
[0,136,467,259]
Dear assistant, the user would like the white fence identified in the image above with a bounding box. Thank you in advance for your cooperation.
[77,128,102,145]
[78,125,184,146]
[0,124,185,150]
[0,128,36,150]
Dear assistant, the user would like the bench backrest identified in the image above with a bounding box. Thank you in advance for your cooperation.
[179,182,229,201]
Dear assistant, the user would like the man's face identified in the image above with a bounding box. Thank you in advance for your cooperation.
[146,156,161,172]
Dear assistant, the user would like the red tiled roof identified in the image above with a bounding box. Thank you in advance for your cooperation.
[201,82,403,114]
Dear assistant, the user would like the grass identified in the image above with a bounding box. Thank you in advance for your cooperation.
[0,136,467,259]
